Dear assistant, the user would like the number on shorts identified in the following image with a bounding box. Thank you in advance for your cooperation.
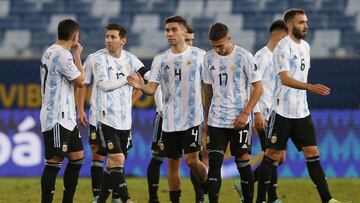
[239,129,248,144]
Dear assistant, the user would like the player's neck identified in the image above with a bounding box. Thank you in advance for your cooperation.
[56,40,72,50]
[108,49,122,58]
[289,34,301,44]
[267,41,276,52]
[171,42,188,54]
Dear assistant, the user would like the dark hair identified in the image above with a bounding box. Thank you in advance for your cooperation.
[57,19,80,40]
[186,25,195,34]
[165,15,188,29]
[209,23,228,41]
[269,19,288,33]
[105,24,127,38]
[283,8,306,23]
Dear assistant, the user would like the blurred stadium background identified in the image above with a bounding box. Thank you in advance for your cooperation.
[0,0,359,198]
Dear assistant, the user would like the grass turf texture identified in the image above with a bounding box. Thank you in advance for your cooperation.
[0,178,357,203]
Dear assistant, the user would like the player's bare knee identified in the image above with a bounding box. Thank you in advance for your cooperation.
[302,146,319,158]
[47,155,64,163]
[278,151,286,165]
[184,153,198,168]
[68,150,84,160]
[108,153,125,166]
[168,158,180,172]
[92,152,105,161]
[265,148,281,161]
[235,153,250,161]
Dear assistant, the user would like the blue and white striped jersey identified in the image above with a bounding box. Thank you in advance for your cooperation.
[253,46,277,120]
[40,44,81,132]
[148,46,205,132]
[273,36,311,118]
[203,45,261,128]
[92,49,144,130]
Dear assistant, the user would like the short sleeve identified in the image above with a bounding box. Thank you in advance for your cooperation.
[202,54,212,84]
[244,54,261,84]
[148,56,161,83]
[131,55,145,72]
[274,43,290,74]
[57,52,80,81]
[93,56,108,84]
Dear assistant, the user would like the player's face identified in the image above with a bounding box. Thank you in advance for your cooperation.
[165,22,186,46]
[210,35,231,56]
[290,14,308,39]
[105,29,126,53]
[185,33,194,45]
[274,30,288,44]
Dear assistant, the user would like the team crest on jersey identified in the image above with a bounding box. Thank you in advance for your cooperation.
[220,65,226,71]
[66,61,73,69]
[210,66,215,71]
[107,142,114,150]
[230,65,236,73]
[271,134,277,143]
[62,144,68,152]
[187,60,192,67]
[91,132,97,140]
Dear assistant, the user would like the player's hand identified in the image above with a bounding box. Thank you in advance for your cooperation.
[309,84,331,96]
[159,111,164,118]
[73,42,83,58]
[234,112,249,129]
[127,72,145,89]
[77,111,87,127]
[254,112,266,131]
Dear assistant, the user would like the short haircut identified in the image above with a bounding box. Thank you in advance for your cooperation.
[269,19,288,33]
[209,23,229,41]
[57,19,79,41]
[186,25,195,34]
[283,8,306,23]
[105,24,127,38]
[165,15,188,29]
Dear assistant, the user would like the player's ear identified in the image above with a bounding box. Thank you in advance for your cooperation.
[121,37,127,46]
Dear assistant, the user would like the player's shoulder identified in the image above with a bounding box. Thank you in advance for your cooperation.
[122,49,139,59]
[87,48,107,59]
[204,49,216,59]
[154,49,170,61]
[234,45,254,60]
[189,46,206,55]
[276,36,292,50]
[301,39,310,50]
[254,46,270,58]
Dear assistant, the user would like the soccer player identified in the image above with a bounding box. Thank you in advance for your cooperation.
[83,24,146,203]
[234,20,288,203]
[255,9,349,203]
[40,19,85,203]
[202,22,262,203]
[128,15,208,203]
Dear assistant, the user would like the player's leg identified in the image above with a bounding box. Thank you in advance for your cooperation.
[292,115,333,203]
[231,123,254,203]
[89,125,106,202]
[163,131,182,203]
[41,125,64,203]
[256,113,291,203]
[267,150,286,203]
[147,113,165,203]
[189,152,205,203]
[62,125,84,203]
[206,126,229,203]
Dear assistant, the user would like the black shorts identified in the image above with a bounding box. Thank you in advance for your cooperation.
[207,124,252,157]
[151,113,166,157]
[89,124,100,145]
[96,123,132,157]
[163,125,203,159]
[267,112,317,151]
[43,123,83,160]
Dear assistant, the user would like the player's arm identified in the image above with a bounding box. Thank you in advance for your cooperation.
[72,43,85,88]
[202,82,213,123]
[132,89,143,105]
[278,71,330,96]
[75,85,87,127]
[127,73,159,95]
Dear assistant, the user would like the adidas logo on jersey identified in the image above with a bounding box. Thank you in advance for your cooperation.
[293,55,298,59]
[210,65,215,71]
[165,65,170,70]
[108,66,113,70]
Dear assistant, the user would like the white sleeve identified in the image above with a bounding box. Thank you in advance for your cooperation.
[83,55,93,85]
[253,102,261,113]
[148,56,161,83]
[97,78,127,92]
[57,52,80,81]
[274,44,291,74]
[154,86,163,112]
[132,55,145,72]
[202,54,212,84]
[244,54,261,83]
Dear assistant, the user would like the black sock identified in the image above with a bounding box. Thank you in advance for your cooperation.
[236,159,254,203]
[190,169,204,202]
[169,190,181,203]
[98,167,111,203]
[268,163,279,202]
[62,158,83,203]
[41,162,61,203]
[147,157,163,201]
[110,167,129,203]
[91,160,104,198]
[207,152,224,202]
[306,156,332,203]
[253,165,259,182]
[256,155,277,203]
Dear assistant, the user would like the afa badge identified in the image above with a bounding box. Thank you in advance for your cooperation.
[62,144,68,152]
[107,142,114,150]
[271,135,277,144]
[90,132,97,140]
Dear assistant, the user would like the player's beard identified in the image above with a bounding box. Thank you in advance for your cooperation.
[292,26,307,39]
